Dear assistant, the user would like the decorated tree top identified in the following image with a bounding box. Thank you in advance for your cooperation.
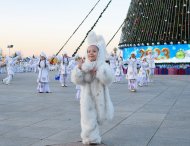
[119,0,190,48]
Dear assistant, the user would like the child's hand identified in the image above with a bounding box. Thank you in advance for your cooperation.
[78,58,84,70]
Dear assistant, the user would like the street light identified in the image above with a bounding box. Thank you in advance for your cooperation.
[7,45,13,56]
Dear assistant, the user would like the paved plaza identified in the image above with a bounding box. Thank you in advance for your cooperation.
[0,72,190,146]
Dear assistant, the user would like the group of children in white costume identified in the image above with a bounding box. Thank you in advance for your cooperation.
[28,56,39,73]
[105,49,156,92]
[0,49,156,95]
[124,51,156,92]
[35,51,74,93]
[34,51,82,94]
[107,50,156,91]
[0,56,41,74]
[109,53,125,82]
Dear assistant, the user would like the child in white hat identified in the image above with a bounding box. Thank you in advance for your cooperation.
[138,57,149,86]
[71,32,114,145]
[37,52,51,93]
[59,51,70,87]
[124,52,139,92]
[146,51,156,82]
[2,54,20,85]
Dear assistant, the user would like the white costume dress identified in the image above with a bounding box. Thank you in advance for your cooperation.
[115,60,124,82]
[138,61,149,86]
[29,57,38,72]
[70,60,81,100]
[2,56,19,85]
[59,57,69,87]
[71,32,114,144]
[109,55,117,76]
[125,58,139,91]
[37,59,50,93]
[146,54,156,82]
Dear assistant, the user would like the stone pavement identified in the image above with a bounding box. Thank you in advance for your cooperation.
[0,72,190,146]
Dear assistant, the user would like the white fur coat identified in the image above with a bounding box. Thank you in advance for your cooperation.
[71,61,114,144]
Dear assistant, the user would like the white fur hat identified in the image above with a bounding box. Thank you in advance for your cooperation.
[131,51,137,56]
[40,52,47,58]
[86,31,107,65]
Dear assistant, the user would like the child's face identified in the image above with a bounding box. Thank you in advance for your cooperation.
[40,56,46,60]
[87,45,98,62]
[131,54,135,58]
[63,54,67,57]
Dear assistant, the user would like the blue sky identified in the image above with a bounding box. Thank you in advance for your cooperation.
[0,0,131,57]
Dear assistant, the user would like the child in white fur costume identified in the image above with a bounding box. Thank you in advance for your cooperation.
[71,32,114,144]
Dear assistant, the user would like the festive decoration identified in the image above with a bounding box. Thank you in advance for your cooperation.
[119,0,190,63]
[119,0,190,47]
[176,49,185,59]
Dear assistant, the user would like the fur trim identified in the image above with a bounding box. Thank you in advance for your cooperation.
[71,66,94,84]
[40,52,47,58]
[81,62,96,73]
[84,73,93,83]
[87,31,98,46]
[96,63,114,86]
[85,31,107,67]
[71,67,84,85]
[104,86,114,121]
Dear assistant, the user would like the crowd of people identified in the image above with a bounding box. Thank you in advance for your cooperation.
[0,47,157,93]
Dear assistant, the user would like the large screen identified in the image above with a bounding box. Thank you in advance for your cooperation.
[122,44,190,63]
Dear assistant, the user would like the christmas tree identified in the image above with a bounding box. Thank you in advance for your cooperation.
[119,0,190,47]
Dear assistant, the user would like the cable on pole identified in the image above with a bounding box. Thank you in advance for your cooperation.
[106,19,126,47]
[72,0,112,57]
[55,0,101,56]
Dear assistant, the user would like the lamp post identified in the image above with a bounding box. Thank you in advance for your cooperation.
[0,48,2,57]
[7,45,13,56]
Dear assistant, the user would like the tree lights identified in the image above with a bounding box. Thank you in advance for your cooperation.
[119,0,190,48]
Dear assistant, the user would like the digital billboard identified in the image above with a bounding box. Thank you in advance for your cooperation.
[122,44,190,63]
